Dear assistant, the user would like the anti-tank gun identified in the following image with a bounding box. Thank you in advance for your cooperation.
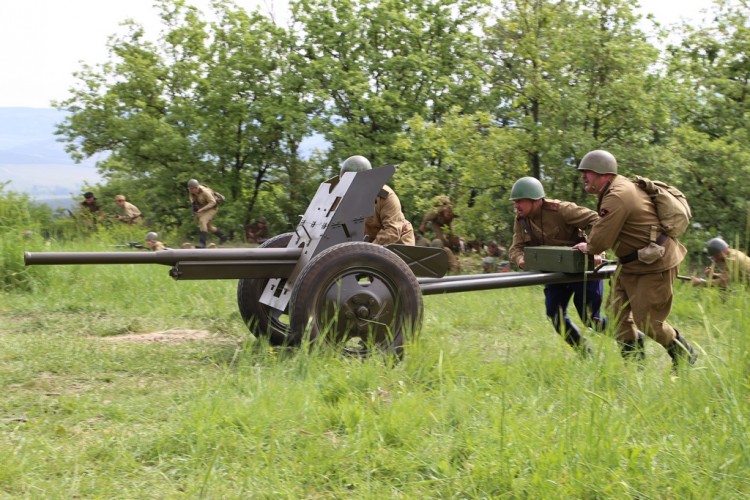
[25,165,616,357]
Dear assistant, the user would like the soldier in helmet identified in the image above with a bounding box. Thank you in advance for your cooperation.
[187,178,228,248]
[420,195,458,250]
[509,176,610,356]
[691,237,750,288]
[144,231,168,251]
[113,194,143,225]
[340,155,415,245]
[573,149,698,370]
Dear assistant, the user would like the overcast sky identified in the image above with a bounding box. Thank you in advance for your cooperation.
[0,0,717,109]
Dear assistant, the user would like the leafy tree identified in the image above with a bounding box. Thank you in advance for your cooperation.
[292,0,490,167]
[55,0,320,239]
[666,0,750,247]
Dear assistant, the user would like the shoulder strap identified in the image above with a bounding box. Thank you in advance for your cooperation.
[519,217,541,245]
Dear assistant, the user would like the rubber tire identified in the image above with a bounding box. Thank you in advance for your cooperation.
[288,242,423,357]
[237,232,296,346]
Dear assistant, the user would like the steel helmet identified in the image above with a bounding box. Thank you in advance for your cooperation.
[145,231,159,242]
[509,177,545,201]
[578,150,618,174]
[187,179,200,188]
[340,155,372,177]
[705,237,728,257]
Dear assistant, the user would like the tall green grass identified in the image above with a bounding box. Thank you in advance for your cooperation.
[1,242,748,498]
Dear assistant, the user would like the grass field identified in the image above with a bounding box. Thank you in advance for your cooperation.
[1,242,748,498]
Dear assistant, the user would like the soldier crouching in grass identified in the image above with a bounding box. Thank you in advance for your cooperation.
[690,237,750,289]
[144,232,168,251]
[509,176,612,357]
[573,149,697,371]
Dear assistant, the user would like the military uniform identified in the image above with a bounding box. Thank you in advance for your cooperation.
[364,185,415,245]
[587,175,687,349]
[189,185,219,232]
[510,199,604,354]
[706,248,750,288]
[80,196,104,228]
[420,201,456,246]
[147,240,168,251]
[117,201,143,225]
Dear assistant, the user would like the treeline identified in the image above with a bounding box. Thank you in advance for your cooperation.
[54,0,750,252]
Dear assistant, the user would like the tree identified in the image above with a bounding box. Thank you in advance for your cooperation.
[292,0,490,168]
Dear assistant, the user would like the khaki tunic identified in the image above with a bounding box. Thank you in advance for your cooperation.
[587,175,687,346]
[708,248,750,288]
[118,201,143,225]
[364,185,415,245]
[421,204,456,243]
[150,241,168,251]
[189,185,219,232]
[509,199,598,266]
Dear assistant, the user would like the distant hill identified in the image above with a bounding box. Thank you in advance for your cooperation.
[0,107,101,197]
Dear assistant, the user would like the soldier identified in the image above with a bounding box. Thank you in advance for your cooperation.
[691,237,750,288]
[246,217,270,245]
[144,231,168,251]
[79,191,104,227]
[113,194,143,225]
[508,176,609,356]
[340,156,415,245]
[419,196,458,249]
[187,178,228,248]
[573,149,697,370]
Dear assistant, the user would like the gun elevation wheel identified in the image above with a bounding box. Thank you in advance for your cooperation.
[237,232,296,346]
[289,242,423,357]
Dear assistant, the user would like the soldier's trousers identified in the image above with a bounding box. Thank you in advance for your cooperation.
[544,279,605,333]
[608,266,678,347]
[195,208,218,233]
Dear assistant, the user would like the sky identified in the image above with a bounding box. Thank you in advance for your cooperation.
[0,0,718,109]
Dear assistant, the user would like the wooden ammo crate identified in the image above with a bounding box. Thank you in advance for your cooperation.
[523,245,594,273]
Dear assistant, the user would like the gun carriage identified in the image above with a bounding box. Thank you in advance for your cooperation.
[25,166,615,357]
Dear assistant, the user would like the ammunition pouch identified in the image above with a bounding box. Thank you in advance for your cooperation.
[619,233,667,265]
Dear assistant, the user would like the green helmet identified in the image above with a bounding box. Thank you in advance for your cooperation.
[187,179,200,188]
[509,177,545,201]
[340,155,372,177]
[705,237,728,257]
[145,231,159,242]
[578,150,618,174]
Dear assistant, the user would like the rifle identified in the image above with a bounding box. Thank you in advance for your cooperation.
[113,242,146,250]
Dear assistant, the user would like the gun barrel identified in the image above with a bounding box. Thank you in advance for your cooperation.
[24,248,303,266]
[419,265,617,296]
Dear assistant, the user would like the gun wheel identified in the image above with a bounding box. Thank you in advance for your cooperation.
[289,242,423,358]
[237,232,296,346]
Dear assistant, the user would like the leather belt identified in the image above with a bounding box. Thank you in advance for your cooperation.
[619,233,668,264]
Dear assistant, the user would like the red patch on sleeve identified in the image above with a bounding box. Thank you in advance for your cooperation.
[599,209,609,217]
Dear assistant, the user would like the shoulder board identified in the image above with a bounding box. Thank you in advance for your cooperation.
[377,188,389,199]
[542,201,560,211]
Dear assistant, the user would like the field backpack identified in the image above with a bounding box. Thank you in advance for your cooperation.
[631,176,692,238]
[211,189,225,205]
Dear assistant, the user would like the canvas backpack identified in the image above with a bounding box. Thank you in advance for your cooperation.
[212,189,225,205]
[631,176,692,238]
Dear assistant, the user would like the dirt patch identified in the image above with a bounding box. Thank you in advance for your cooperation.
[98,329,218,344]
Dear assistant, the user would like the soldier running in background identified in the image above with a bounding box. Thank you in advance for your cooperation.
[187,178,228,249]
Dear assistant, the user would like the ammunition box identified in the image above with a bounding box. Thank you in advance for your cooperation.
[523,246,594,273]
